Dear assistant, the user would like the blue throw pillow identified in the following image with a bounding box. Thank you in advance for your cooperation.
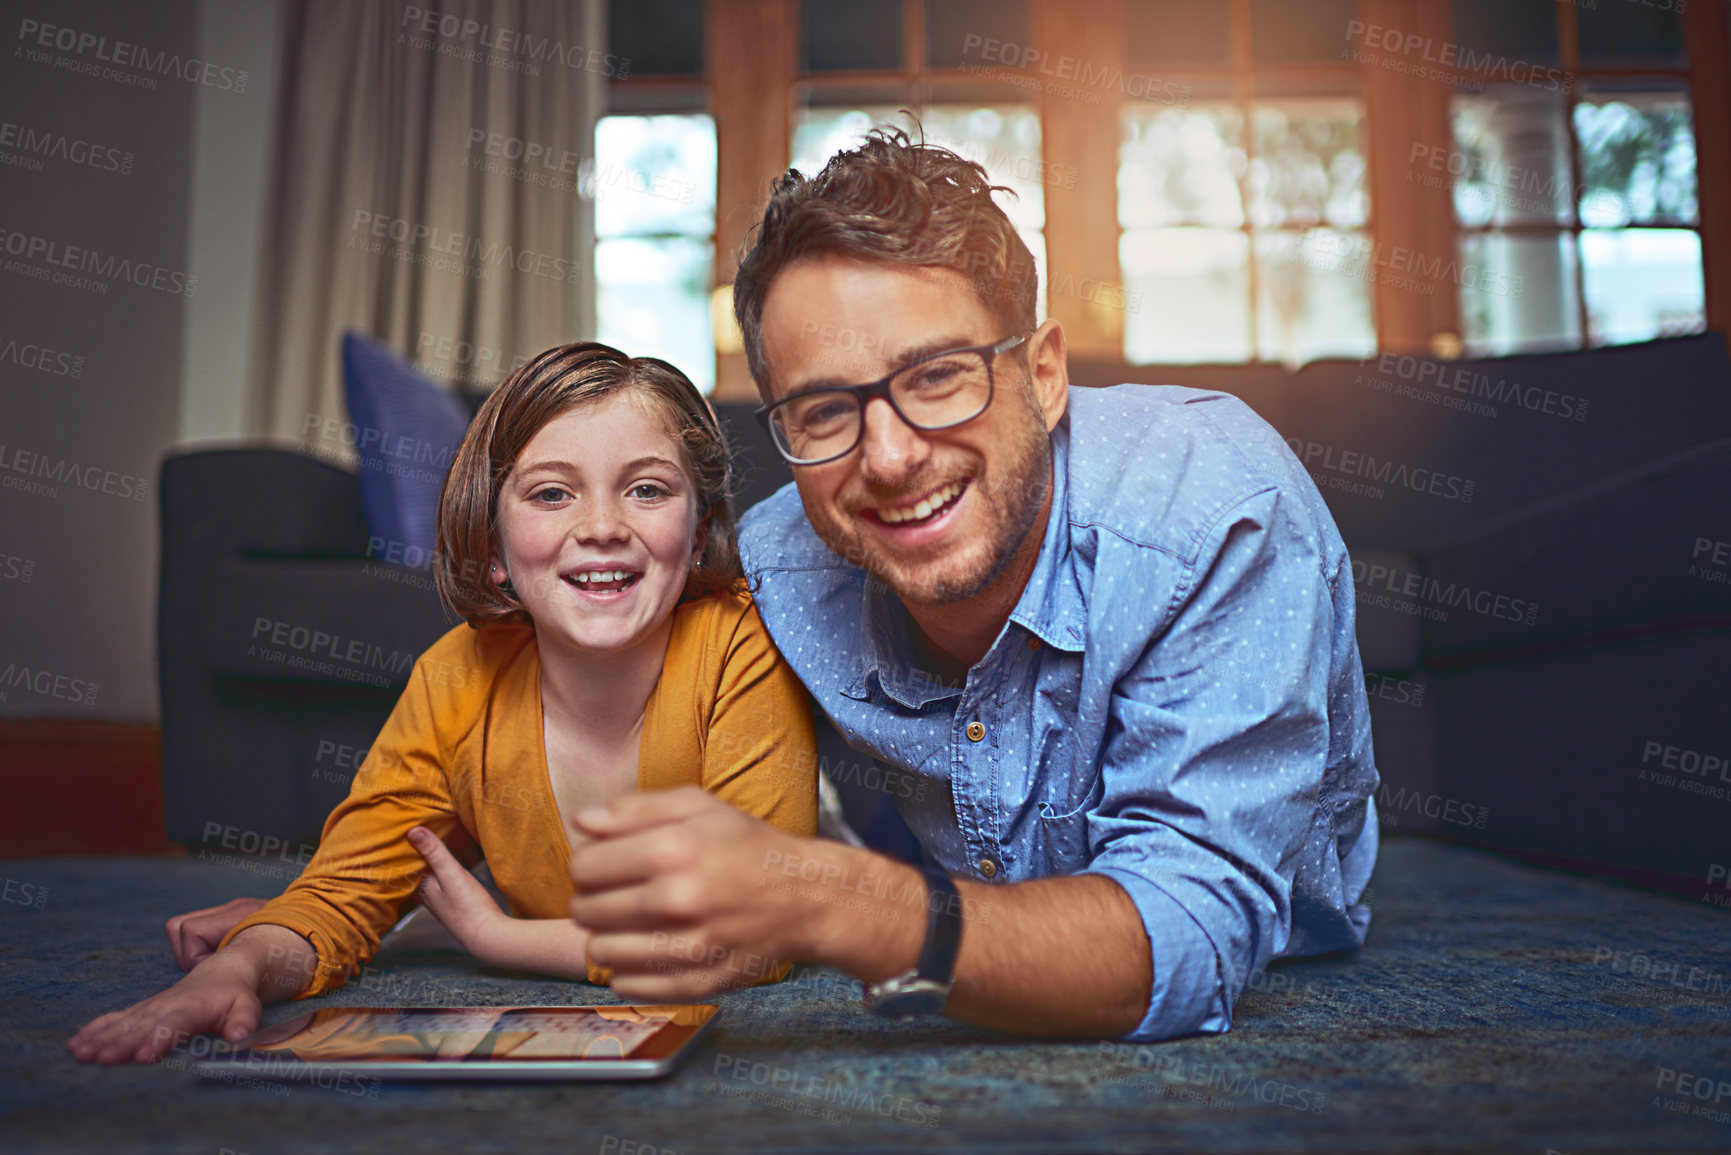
[340,330,470,569]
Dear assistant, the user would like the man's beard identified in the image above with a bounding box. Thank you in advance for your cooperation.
[802,399,1053,607]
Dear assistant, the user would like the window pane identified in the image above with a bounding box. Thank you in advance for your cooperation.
[1449,86,1571,226]
[1119,103,1245,228]
[790,106,1047,309]
[917,105,1046,232]
[596,238,715,393]
[1254,231,1376,366]
[1450,0,1559,65]
[1578,1,1685,68]
[790,105,908,179]
[1574,87,1698,227]
[1249,0,1357,64]
[1126,0,1230,66]
[927,0,1028,69]
[1457,232,1580,356]
[1121,229,1252,364]
[1249,99,1367,229]
[608,0,704,76]
[1581,229,1705,346]
[802,0,902,72]
[592,115,716,239]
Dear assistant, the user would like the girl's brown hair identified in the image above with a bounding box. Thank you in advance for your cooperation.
[434,342,743,628]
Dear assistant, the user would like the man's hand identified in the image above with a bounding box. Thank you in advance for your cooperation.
[568,787,870,1000]
[407,826,509,963]
[165,897,269,971]
[568,789,1150,1037]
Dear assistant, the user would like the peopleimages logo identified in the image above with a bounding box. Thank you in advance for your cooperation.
[348,209,582,285]
[1363,353,1589,423]
[1286,437,1476,504]
[399,7,628,77]
[1352,557,1540,626]
[0,662,98,706]
[15,18,249,92]
[1343,18,1572,94]
[0,227,196,296]
[0,120,134,175]
[0,442,150,502]
[1309,233,1523,299]
[0,334,83,379]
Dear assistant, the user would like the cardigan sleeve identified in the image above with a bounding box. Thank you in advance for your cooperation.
[217,643,479,998]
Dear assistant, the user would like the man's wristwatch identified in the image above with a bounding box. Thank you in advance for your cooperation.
[860,863,963,1018]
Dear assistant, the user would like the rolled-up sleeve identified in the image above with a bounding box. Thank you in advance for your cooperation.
[1083,485,1345,1042]
[217,658,470,997]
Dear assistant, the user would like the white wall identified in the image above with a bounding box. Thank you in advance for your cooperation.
[0,0,280,721]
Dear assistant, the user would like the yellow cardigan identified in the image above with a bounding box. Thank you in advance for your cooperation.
[218,584,817,997]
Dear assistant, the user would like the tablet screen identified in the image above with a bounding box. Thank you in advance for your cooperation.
[238,1004,718,1063]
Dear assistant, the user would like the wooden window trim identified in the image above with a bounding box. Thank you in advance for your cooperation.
[617,0,1731,384]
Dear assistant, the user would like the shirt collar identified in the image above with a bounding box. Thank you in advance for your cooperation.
[1008,409,1087,654]
[843,576,965,708]
[841,408,1086,706]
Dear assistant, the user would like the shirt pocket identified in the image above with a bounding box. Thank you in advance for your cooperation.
[1036,762,1104,868]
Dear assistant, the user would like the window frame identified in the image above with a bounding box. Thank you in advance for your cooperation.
[615,0,1731,391]
[1115,0,1376,365]
[1447,1,1703,352]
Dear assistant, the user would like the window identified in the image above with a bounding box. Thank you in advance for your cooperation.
[789,2,1050,327]
[1117,1,1375,366]
[790,105,1049,321]
[1447,0,1703,354]
[609,0,1727,389]
[592,115,718,392]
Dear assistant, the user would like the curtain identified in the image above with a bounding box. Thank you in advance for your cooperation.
[248,0,604,451]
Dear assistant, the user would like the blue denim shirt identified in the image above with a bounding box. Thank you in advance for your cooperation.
[737,384,1379,1042]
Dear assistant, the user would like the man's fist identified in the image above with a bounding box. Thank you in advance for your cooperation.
[567,787,821,1000]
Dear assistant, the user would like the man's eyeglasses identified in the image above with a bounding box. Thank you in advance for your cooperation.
[756,332,1031,466]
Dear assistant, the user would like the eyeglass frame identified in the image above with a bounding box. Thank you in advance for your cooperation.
[754,331,1033,466]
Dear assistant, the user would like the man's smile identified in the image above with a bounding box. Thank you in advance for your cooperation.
[860,476,971,528]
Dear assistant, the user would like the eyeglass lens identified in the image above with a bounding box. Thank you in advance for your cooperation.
[771,350,993,462]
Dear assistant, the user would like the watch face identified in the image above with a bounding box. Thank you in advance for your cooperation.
[869,981,951,1018]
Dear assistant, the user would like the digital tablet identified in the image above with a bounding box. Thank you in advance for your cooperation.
[191,1004,720,1082]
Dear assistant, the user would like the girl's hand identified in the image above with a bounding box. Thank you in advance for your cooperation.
[68,952,264,1065]
[407,826,509,963]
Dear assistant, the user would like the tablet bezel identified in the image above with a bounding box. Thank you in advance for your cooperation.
[189,1004,721,1082]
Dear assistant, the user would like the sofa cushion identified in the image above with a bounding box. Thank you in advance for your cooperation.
[341,330,470,568]
[1349,548,1425,671]
[1431,626,1731,890]
[200,558,457,689]
[1418,439,1731,659]
[1076,335,1731,556]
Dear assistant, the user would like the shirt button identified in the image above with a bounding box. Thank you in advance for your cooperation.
[965,720,986,742]
[1026,636,1041,651]
[978,858,997,878]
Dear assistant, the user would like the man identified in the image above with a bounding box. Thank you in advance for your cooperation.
[570,127,1379,1042]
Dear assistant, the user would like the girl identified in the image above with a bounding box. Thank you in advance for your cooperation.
[69,343,817,1065]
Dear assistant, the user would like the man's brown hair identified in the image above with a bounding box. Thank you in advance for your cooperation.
[731,123,1038,394]
[435,342,742,628]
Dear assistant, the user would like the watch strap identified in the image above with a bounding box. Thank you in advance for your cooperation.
[913,863,962,985]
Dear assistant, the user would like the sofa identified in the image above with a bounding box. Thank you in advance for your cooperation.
[159,334,1731,897]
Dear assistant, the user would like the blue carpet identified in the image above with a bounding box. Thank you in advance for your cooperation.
[1,837,1728,1153]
